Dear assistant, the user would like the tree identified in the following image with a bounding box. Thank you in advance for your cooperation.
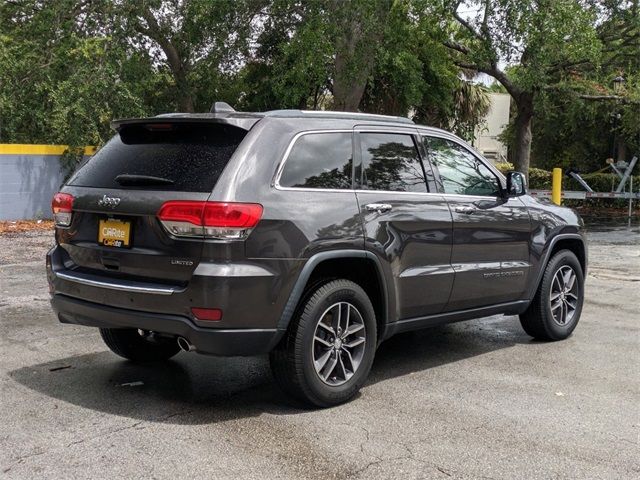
[117,0,262,113]
[0,0,152,147]
[529,0,640,170]
[436,0,601,176]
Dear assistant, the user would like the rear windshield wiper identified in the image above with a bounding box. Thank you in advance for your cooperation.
[115,174,175,186]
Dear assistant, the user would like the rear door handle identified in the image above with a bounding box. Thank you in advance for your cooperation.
[454,206,476,214]
[365,203,392,213]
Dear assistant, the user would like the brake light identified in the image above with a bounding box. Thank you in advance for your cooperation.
[51,192,74,227]
[157,201,263,239]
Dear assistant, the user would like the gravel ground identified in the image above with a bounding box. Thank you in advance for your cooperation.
[0,227,638,479]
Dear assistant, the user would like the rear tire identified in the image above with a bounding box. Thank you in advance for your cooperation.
[270,279,377,407]
[520,250,584,341]
[99,328,180,362]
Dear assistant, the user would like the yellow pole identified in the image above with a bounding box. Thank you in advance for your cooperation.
[552,168,562,205]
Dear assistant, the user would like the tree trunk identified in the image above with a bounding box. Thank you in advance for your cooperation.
[513,93,534,177]
[331,1,390,112]
[160,42,194,113]
[332,48,372,111]
[174,72,194,113]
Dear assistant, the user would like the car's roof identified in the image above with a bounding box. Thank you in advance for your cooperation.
[111,109,457,135]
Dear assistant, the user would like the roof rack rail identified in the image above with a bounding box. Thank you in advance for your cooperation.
[263,109,414,125]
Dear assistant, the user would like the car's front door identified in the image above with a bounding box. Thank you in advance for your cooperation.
[423,134,532,312]
[355,128,454,320]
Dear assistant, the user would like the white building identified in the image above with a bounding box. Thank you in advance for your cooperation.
[473,92,511,164]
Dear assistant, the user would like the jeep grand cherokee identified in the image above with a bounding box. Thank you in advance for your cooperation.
[47,105,587,406]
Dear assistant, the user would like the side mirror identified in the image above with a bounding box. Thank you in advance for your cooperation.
[506,171,527,196]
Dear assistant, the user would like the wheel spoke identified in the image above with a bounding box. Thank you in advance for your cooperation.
[322,352,339,381]
[314,348,333,372]
[343,347,355,373]
[333,304,341,333]
[560,300,568,324]
[314,335,332,348]
[337,353,348,380]
[345,322,364,336]
[344,337,365,349]
[553,275,563,292]
[562,269,573,289]
[551,299,563,311]
[342,303,351,333]
[565,271,576,291]
[317,321,336,336]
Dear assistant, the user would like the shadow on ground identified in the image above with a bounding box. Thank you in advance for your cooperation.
[9,316,531,424]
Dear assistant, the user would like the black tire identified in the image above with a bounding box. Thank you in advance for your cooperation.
[99,328,181,362]
[270,279,377,407]
[520,249,584,341]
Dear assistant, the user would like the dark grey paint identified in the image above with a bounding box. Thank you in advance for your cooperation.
[47,112,587,356]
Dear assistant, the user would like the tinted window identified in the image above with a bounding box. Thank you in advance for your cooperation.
[68,123,246,192]
[426,137,500,196]
[360,133,427,192]
[279,132,353,189]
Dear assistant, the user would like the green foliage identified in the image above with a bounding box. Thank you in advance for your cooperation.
[1,0,636,191]
[495,162,640,193]
[0,0,155,148]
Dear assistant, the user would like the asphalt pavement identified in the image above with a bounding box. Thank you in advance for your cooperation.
[0,225,638,479]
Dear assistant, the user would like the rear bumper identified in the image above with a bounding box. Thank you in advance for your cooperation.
[51,294,281,356]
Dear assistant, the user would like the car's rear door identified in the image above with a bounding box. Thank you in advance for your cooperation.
[354,127,453,320]
[58,121,248,285]
[422,133,532,311]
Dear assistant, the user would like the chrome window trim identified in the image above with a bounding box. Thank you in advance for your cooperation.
[353,189,494,200]
[273,129,355,192]
[272,126,504,200]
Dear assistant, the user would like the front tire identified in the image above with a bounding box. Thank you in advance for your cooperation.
[270,279,377,407]
[99,328,181,362]
[520,250,584,341]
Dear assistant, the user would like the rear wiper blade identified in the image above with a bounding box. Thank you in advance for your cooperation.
[115,174,175,186]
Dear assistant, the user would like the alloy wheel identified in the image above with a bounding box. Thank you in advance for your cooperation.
[549,265,579,326]
[312,302,367,386]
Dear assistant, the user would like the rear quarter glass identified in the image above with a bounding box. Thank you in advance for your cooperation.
[67,123,247,192]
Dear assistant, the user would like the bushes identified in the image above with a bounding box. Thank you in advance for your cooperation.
[495,162,552,189]
[494,162,639,192]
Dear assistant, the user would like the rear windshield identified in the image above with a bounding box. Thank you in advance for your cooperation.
[67,123,247,192]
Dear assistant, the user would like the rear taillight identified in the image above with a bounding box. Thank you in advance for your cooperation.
[157,201,263,240]
[51,192,74,227]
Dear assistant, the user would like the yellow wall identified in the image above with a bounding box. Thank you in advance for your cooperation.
[0,144,96,156]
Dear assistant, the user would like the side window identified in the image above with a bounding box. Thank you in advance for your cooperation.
[360,133,427,193]
[425,137,500,196]
[279,132,353,189]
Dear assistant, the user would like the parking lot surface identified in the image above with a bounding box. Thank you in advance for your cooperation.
[1,225,638,479]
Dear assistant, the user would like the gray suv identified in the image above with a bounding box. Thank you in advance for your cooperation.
[47,107,587,406]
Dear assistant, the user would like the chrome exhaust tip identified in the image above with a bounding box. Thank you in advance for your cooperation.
[177,337,195,352]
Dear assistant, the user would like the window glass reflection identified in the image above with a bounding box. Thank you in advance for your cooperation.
[426,137,500,196]
[360,133,427,193]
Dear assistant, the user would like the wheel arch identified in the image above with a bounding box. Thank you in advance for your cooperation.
[277,250,391,343]
[528,233,587,300]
